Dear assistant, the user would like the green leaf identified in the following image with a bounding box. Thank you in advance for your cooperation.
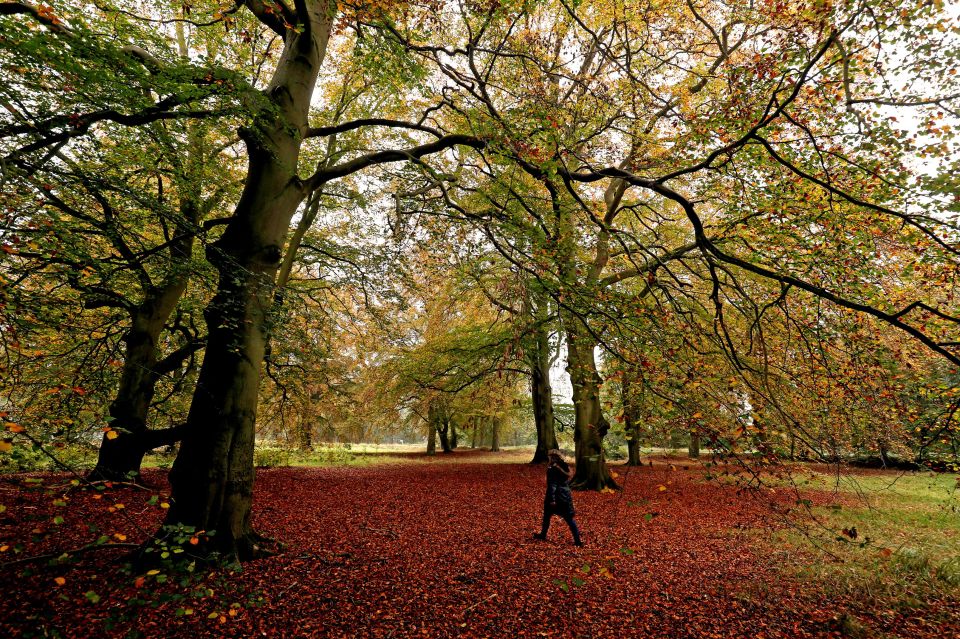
[84,590,101,604]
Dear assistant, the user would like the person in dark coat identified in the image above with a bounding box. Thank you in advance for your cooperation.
[533,449,583,546]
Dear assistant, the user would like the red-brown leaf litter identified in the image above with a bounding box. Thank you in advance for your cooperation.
[0,454,955,638]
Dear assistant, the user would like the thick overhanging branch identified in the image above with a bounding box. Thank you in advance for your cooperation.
[305,134,486,191]
[244,0,293,37]
[0,1,68,32]
[306,118,443,139]
[153,341,205,377]
[3,107,229,163]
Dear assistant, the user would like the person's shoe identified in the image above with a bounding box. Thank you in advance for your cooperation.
[532,532,546,540]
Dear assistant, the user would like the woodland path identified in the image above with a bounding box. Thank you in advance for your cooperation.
[1,453,952,638]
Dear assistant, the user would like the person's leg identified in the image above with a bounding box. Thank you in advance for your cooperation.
[562,513,583,545]
[534,504,552,539]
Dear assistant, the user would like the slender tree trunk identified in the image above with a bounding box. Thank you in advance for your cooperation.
[564,320,618,490]
[450,419,458,450]
[427,422,437,456]
[297,396,313,451]
[688,430,700,459]
[470,418,478,449]
[427,401,441,455]
[529,318,558,464]
[490,416,501,452]
[622,367,643,466]
[165,8,333,561]
[438,421,451,453]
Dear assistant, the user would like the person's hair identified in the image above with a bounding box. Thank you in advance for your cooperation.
[548,450,569,470]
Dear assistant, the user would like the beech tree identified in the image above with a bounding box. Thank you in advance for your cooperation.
[2,0,485,558]
[374,0,960,488]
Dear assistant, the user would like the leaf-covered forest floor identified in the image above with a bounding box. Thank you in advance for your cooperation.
[1,453,957,638]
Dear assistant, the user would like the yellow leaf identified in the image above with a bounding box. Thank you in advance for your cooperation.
[160,502,170,509]
[105,430,119,440]
[0,441,12,453]
[113,533,127,541]
[658,485,667,491]
[146,569,160,576]
[691,412,702,419]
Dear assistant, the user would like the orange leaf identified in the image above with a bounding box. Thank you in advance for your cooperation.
[54,577,66,586]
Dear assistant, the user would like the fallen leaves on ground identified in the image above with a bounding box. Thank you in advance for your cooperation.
[0,455,956,638]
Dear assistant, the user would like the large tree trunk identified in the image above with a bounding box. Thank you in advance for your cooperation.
[529,318,558,464]
[449,419,458,450]
[564,321,618,490]
[90,272,192,481]
[165,9,332,561]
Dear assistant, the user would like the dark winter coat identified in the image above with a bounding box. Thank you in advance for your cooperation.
[544,461,575,517]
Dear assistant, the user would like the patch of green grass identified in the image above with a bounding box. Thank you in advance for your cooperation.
[252,445,385,468]
[772,469,960,615]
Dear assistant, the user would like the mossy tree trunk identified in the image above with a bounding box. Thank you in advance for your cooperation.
[165,4,334,561]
